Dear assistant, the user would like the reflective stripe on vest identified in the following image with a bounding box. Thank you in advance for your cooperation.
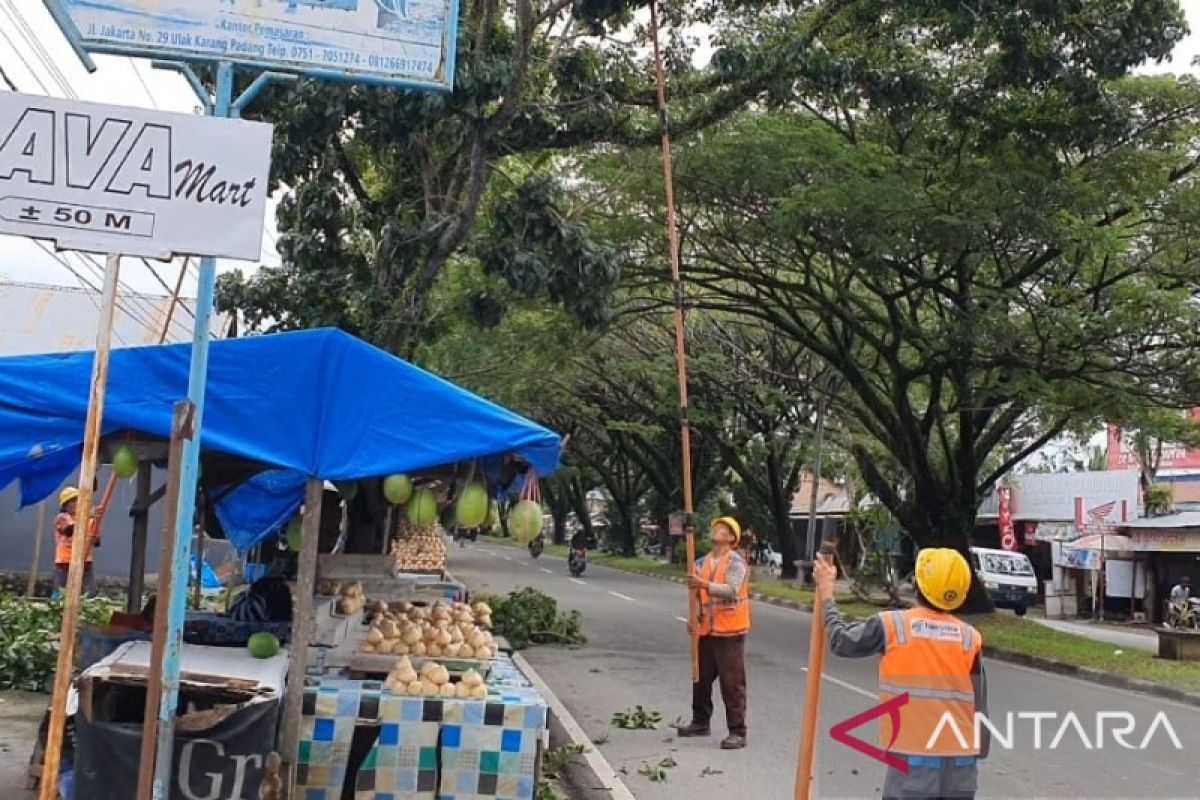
[879,607,981,756]
[697,552,750,636]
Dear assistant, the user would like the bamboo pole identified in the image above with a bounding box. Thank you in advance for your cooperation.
[795,547,834,800]
[281,477,325,791]
[39,253,122,800]
[26,502,45,597]
[135,401,194,800]
[648,0,700,683]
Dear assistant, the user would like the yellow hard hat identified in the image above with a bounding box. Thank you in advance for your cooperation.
[914,548,972,611]
[59,487,79,506]
[711,516,741,547]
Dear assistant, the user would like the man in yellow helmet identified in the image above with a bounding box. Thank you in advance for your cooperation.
[54,486,101,595]
[814,548,989,799]
[677,516,751,750]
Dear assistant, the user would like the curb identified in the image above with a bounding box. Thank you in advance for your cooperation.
[511,651,636,800]
[591,564,1200,710]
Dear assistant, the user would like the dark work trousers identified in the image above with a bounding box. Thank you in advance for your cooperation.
[882,760,978,799]
[55,563,96,595]
[691,633,747,736]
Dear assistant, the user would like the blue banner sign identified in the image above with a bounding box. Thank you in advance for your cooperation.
[48,0,459,90]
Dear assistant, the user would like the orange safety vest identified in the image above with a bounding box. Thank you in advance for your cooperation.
[878,606,981,756]
[54,512,97,565]
[696,551,750,636]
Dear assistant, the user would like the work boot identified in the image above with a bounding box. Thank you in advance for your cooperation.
[720,734,747,750]
[675,722,711,737]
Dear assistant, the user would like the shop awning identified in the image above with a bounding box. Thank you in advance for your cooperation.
[0,327,561,508]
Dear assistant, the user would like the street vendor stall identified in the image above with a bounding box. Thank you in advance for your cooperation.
[0,328,560,798]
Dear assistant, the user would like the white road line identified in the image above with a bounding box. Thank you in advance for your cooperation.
[569,578,587,586]
[512,652,636,800]
[608,591,637,603]
[676,616,688,623]
[502,555,513,561]
[540,568,553,574]
[801,666,876,700]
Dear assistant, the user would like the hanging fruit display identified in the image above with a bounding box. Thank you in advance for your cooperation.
[383,474,413,505]
[510,498,543,543]
[112,444,139,479]
[406,487,438,527]
[286,516,303,552]
[456,482,489,529]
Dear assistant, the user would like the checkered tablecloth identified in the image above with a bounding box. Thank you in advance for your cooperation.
[297,665,547,800]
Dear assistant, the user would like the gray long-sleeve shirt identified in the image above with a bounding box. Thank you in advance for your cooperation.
[821,599,990,757]
[699,552,747,599]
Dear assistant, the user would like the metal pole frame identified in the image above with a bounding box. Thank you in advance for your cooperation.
[150,60,293,799]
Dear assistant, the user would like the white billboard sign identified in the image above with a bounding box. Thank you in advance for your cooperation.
[0,92,272,261]
[51,0,459,90]
[1009,469,1141,522]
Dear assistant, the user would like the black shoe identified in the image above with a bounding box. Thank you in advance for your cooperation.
[720,734,747,749]
[675,722,711,737]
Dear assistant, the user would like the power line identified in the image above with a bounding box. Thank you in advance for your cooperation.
[0,63,16,91]
[0,22,49,94]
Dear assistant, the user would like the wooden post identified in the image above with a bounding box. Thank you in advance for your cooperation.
[39,253,122,800]
[26,502,45,597]
[280,477,324,788]
[795,548,833,800]
[648,0,700,683]
[135,402,194,800]
[128,462,152,614]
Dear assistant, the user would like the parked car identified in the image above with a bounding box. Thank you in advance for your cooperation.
[969,546,1038,615]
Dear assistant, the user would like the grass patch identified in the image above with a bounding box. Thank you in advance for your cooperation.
[968,613,1200,693]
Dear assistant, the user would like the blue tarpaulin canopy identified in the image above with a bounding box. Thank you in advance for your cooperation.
[0,328,559,548]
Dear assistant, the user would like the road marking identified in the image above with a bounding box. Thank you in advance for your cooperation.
[512,652,636,800]
[502,555,513,561]
[675,616,688,623]
[801,666,876,700]
[569,578,587,586]
[540,568,553,574]
[608,591,636,603]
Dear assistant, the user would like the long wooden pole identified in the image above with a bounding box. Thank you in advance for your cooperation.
[135,402,194,800]
[39,253,122,800]
[26,502,45,597]
[649,0,700,683]
[795,547,833,800]
[281,478,325,791]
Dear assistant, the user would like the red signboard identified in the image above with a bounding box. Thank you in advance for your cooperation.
[1107,412,1200,471]
[997,484,1017,550]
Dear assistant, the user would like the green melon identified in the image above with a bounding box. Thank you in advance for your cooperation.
[456,482,489,529]
[407,487,438,527]
[112,444,138,479]
[247,632,280,659]
[287,516,303,552]
[383,474,413,505]
[510,499,543,543]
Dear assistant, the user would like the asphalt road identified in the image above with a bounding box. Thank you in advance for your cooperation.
[452,543,1200,800]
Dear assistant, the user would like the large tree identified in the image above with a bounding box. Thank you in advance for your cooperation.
[601,1,1200,552]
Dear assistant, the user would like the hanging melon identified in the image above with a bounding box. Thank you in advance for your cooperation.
[510,499,543,543]
[383,474,413,505]
[112,444,139,479]
[407,487,438,527]
[456,482,489,529]
[287,516,303,552]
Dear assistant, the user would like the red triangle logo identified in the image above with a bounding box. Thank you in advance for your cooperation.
[828,692,911,773]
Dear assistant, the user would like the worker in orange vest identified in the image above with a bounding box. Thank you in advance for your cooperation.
[54,486,101,596]
[815,548,989,799]
[677,516,750,750]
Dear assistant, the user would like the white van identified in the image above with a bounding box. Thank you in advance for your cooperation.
[969,546,1038,615]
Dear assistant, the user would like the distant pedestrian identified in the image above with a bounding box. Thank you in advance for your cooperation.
[53,486,101,595]
[677,516,750,750]
[1170,576,1191,604]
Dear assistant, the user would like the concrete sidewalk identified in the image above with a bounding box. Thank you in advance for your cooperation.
[1031,616,1158,653]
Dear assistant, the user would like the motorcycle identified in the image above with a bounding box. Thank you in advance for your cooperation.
[568,546,587,577]
[528,536,545,559]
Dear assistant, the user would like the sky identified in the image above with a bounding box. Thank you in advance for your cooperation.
[0,1,1198,307]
